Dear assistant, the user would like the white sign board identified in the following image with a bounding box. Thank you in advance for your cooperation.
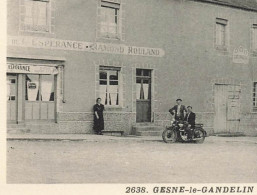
[7,63,58,74]
[233,46,249,64]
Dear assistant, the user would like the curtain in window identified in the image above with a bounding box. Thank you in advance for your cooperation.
[7,79,16,101]
[26,75,39,101]
[99,84,107,105]
[41,75,54,101]
[143,82,149,100]
[136,82,141,99]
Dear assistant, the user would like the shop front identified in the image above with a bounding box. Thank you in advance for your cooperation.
[7,62,63,125]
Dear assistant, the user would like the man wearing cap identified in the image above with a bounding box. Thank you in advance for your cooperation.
[185,106,196,139]
[169,99,187,120]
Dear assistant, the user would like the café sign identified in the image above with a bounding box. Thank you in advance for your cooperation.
[7,63,58,74]
[8,36,165,57]
[233,46,249,64]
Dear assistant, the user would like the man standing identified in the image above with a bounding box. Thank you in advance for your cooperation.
[169,99,187,120]
[185,106,196,139]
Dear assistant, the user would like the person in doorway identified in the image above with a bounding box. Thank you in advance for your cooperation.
[169,98,187,121]
[93,98,105,135]
[185,106,196,139]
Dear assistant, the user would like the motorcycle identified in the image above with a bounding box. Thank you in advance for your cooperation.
[162,119,207,143]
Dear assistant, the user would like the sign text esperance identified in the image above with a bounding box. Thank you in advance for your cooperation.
[8,36,165,57]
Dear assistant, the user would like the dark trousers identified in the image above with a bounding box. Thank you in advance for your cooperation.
[186,126,193,139]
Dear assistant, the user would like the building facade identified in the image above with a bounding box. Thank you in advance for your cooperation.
[7,0,257,136]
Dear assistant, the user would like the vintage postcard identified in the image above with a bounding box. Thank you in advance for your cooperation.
[1,0,257,194]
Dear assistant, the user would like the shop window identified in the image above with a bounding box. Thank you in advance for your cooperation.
[216,18,228,50]
[7,79,16,101]
[25,74,54,101]
[252,24,257,52]
[21,0,51,32]
[253,82,257,112]
[99,1,120,39]
[99,66,121,106]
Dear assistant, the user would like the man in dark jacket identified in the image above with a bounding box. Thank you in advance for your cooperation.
[169,99,187,120]
[185,106,196,139]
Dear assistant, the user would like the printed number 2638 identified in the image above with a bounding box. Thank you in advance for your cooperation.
[125,187,147,193]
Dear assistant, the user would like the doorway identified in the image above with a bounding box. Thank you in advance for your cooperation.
[7,74,17,123]
[136,69,151,122]
[213,84,241,133]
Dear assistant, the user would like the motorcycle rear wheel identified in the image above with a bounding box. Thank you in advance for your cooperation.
[194,129,205,144]
[162,128,177,143]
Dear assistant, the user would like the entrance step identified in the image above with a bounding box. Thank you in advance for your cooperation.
[132,124,163,136]
[8,128,31,134]
[7,124,30,134]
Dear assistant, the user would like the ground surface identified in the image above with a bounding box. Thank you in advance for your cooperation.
[7,136,257,183]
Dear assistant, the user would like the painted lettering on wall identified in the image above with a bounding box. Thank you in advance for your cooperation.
[8,36,165,57]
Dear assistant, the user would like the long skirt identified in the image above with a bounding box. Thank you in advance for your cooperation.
[93,118,104,133]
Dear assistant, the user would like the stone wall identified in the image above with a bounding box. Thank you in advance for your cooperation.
[58,112,136,135]
[240,113,257,136]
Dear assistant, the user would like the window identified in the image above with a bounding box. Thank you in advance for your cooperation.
[252,24,257,52]
[253,82,257,112]
[7,78,16,101]
[136,69,151,100]
[25,74,55,101]
[99,66,121,106]
[100,1,120,39]
[216,18,228,49]
[22,0,50,32]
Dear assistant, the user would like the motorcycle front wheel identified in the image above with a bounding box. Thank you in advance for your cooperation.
[162,128,177,143]
[194,129,205,144]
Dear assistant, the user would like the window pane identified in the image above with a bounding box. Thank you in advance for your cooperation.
[41,75,54,101]
[26,74,39,101]
[109,70,118,81]
[24,0,48,31]
[37,1,48,26]
[136,69,142,76]
[24,0,33,25]
[100,6,118,36]
[100,71,107,79]
[7,78,16,101]
[143,70,151,76]
[216,23,226,46]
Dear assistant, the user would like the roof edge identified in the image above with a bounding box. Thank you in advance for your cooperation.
[188,0,257,12]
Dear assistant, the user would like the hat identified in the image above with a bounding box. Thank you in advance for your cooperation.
[176,98,182,101]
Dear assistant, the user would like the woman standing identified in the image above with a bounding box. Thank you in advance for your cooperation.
[93,98,105,135]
